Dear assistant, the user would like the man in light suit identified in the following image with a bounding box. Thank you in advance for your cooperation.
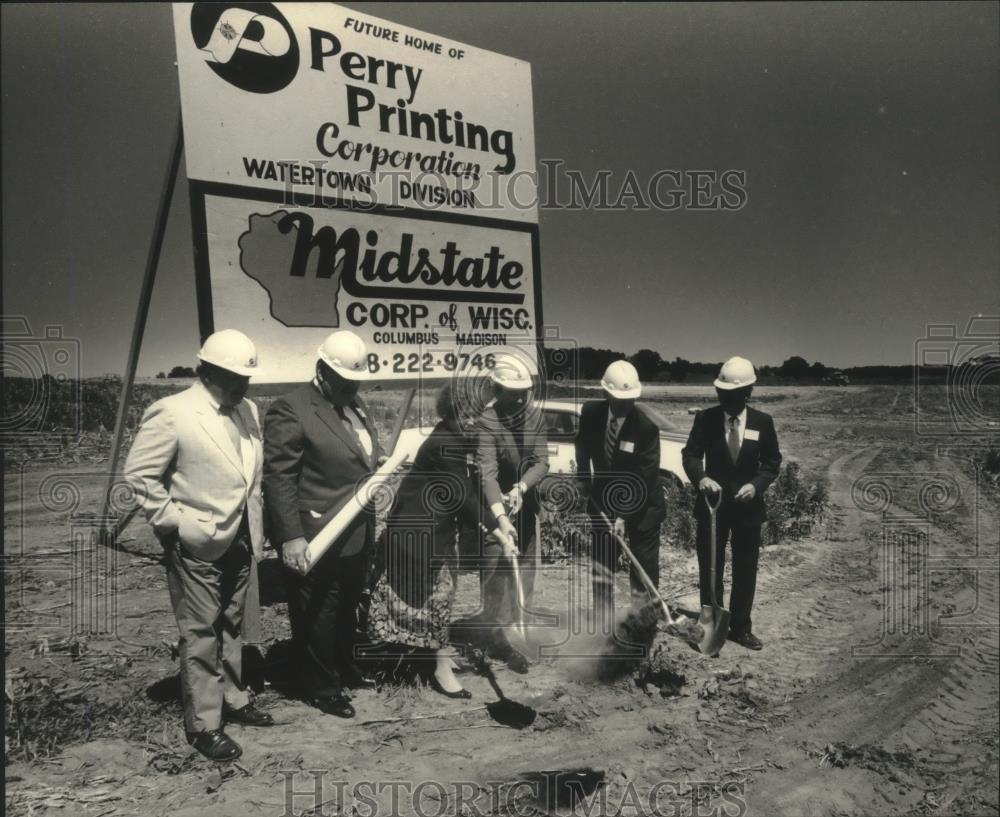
[575,361,666,629]
[125,330,274,762]
[263,331,382,718]
[682,356,782,651]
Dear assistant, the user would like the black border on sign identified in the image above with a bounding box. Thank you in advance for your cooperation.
[186,179,544,383]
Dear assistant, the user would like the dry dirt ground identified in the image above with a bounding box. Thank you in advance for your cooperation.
[5,386,998,816]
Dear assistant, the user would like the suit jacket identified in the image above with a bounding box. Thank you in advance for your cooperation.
[124,382,265,561]
[475,403,550,518]
[681,405,782,527]
[575,400,666,531]
[262,382,382,559]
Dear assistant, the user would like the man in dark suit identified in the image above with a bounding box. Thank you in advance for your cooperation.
[475,350,549,672]
[575,361,666,628]
[682,356,782,650]
[263,331,381,717]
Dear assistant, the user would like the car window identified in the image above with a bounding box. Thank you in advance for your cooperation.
[542,408,577,439]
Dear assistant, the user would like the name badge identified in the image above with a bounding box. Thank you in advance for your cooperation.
[745,429,760,441]
[619,440,635,453]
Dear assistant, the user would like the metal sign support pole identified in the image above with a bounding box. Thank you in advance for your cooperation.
[99,116,184,544]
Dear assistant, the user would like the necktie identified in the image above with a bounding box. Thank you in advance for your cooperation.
[219,405,244,465]
[605,416,621,462]
[337,405,372,463]
[728,415,741,463]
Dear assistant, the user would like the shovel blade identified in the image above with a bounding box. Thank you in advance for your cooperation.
[502,624,534,663]
[486,697,537,729]
[697,604,731,656]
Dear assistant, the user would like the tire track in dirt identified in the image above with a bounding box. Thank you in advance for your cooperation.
[886,454,1000,780]
[742,443,999,815]
[738,443,932,815]
[749,447,883,687]
[685,446,894,814]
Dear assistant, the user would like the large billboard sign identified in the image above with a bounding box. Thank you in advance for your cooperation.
[173,2,540,381]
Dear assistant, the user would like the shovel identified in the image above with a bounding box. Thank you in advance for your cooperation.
[597,512,703,645]
[597,512,678,625]
[480,521,535,664]
[697,491,730,657]
[470,648,537,729]
[503,551,535,662]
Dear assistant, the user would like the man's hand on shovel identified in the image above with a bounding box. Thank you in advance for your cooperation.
[495,528,518,561]
[699,477,722,496]
[483,522,517,560]
[497,513,517,541]
[504,481,526,516]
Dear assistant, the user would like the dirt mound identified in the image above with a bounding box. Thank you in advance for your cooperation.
[532,685,601,731]
[663,614,705,646]
[697,666,782,709]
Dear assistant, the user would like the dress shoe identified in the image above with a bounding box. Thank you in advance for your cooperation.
[188,729,242,762]
[429,674,472,700]
[340,663,377,690]
[310,695,356,718]
[728,630,763,650]
[223,702,275,727]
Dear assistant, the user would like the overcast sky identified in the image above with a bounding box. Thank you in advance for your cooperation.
[2,2,997,376]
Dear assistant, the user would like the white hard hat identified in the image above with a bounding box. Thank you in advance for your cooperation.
[714,356,757,390]
[197,329,258,377]
[317,331,369,381]
[601,360,642,399]
[489,349,534,390]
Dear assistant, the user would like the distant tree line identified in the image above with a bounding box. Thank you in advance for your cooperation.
[156,366,196,378]
[540,347,989,385]
[2,353,994,439]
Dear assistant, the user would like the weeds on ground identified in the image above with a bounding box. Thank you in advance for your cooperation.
[5,667,179,764]
[659,476,695,548]
[763,461,830,545]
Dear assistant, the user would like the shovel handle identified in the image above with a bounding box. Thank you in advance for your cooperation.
[702,490,722,609]
[486,521,527,632]
[509,550,528,636]
[598,511,676,625]
[702,488,723,515]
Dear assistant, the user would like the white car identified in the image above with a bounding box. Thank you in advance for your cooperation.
[394,399,689,489]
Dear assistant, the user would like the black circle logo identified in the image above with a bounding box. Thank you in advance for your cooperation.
[190,3,298,94]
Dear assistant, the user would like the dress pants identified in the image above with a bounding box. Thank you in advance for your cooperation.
[165,525,252,734]
[282,548,366,700]
[480,506,538,630]
[590,514,661,632]
[695,510,761,636]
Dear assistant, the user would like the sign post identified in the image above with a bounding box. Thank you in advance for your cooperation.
[100,118,184,542]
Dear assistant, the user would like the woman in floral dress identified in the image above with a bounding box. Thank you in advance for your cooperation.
[368,383,513,698]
